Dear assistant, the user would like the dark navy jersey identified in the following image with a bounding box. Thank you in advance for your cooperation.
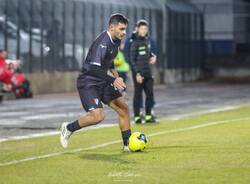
[80,31,121,83]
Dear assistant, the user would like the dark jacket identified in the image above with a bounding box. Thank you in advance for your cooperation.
[129,35,153,77]
[124,32,157,66]
[123,32,137,64]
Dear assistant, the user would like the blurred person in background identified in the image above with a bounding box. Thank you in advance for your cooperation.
[113,42,130,95]
[129,20,157,124]
[7,59,33,99]
[0,50,32,100]
[0,50,13,93]
[124,23,157,118]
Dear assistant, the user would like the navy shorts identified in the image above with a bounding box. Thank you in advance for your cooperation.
[77,76,122,112]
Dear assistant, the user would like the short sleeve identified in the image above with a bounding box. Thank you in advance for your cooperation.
[90,41,107,66]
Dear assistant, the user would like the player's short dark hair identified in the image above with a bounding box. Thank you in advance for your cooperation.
[136,19,149,27]
[109,13,129,26]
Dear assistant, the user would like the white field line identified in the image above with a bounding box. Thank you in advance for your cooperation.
[167,105,240,120]
[0,116,250,167]
[0,105,240,143]
[0,124,117,143]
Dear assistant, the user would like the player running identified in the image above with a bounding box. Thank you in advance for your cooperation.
[60,14,131,151]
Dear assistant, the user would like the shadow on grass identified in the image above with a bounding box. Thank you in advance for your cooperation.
[79,153,133,164]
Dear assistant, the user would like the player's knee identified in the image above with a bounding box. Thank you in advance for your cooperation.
[90,110,105,124]
[95,113,105,123]
[123,103,129,114]
[119,103,129,117]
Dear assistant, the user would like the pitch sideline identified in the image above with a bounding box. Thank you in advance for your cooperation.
[0,105,240,143]
[0,116,250,167]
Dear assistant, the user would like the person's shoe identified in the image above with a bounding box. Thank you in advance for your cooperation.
[123,146,130,152]
[60,122,72,148]
[134,116,142,124]
[145,115,157,123]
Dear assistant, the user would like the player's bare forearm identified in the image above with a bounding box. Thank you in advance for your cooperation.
[111,69,120,78]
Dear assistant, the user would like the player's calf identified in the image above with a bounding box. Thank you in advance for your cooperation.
[60,108,105,148]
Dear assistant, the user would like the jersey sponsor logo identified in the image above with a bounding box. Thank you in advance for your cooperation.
[139,51,146,55]
[100,44,107,49]
[139,46,146,50]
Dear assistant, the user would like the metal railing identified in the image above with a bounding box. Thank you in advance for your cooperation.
[0,0,164,73]
[0,0,209,73]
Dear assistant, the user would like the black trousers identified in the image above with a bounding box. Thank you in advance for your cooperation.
[133,75,154,117]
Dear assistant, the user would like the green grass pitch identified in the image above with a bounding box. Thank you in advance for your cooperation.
[0,105,250,184]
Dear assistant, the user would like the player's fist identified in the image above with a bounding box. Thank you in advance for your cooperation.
[136,73,143,84]
[113,77,126,90]
[149,55,157,65]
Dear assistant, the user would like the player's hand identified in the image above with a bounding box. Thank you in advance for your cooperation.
[149,55,157,65]
[136,73,143,84]
[113,77,126,90]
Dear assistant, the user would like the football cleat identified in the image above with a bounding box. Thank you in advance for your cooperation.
[123,146,131,152]
[134,116,142,124]
[145,115,157,123]
[60,122,72,148]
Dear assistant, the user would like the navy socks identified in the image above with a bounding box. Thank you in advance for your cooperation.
[67,120,81,132]
[121,129,131,146]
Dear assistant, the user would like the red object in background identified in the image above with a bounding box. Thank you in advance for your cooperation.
[14,87,25,98]
[0,57,13,84]
[11,73,32,99]
[11,73,25,87]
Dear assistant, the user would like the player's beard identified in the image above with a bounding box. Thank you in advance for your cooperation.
[117,34,125,40]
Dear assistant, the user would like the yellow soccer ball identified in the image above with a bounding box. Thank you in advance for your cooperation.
[128,132,148,152]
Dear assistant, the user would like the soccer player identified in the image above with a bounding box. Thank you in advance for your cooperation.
[60,14,131,151]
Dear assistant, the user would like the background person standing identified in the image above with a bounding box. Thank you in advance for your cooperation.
[129,20,157,123]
